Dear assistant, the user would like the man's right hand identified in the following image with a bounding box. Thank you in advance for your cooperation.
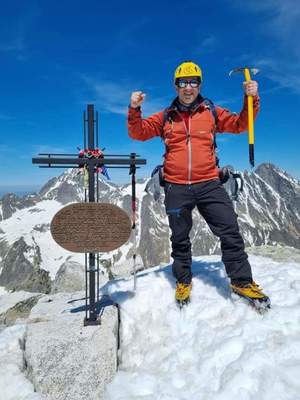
[130,91,146,108]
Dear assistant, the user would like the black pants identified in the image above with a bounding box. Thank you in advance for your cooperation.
[164,179,252,285]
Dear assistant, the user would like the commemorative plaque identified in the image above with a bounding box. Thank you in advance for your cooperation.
[50,203,132,253]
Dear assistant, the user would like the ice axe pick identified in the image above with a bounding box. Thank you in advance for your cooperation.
[229,67,259,168]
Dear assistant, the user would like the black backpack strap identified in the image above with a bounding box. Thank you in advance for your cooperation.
[202,98,218,127]
[162,107,174,127]
[203,98,220,166]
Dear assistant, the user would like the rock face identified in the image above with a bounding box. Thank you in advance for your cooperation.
[0,237,51,293]
[0,163,299,285]
[51,260,108,294]
[25,292,119,400]
[51,260,86,293]
[139,193,170,267]
[234,164,300,249]
[137,162,300,263]
[0,193,37,221]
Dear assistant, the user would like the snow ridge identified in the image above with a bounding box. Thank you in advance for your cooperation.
[103,255,300,400]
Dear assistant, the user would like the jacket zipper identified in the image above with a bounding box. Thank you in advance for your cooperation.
[175,110,192,184]
[187,117,192,183]
[169,102,213,184]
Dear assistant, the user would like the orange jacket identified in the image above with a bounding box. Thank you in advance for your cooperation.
[128,96,260,184]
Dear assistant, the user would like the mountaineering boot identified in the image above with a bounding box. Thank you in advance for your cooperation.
[230,281,271,313]
[175,282,192,308]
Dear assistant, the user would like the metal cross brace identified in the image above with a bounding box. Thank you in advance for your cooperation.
[32,104,146,325]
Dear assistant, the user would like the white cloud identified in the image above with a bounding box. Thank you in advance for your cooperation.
[231,0,300,94]
[243,0,300,49]
[200,35,217,51]
[192,34,217,56]
[81,75,168,116]
[250,58,300,96]
[0,6,40,60]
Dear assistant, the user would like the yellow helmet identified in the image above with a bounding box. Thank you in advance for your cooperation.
[174,61,202,82]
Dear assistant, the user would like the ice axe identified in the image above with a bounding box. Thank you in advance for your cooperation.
[229,67,259,168]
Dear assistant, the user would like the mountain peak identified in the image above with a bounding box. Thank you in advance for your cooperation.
[255,163,299,185]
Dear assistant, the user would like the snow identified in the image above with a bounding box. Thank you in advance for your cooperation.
[274,168,300,186]
[102,255,300,400]
[120,181,148,246]
[0,324,44,399]
[238,212,256,229]
[121,181,147,198]
[0,200,61,245]
[1,254,300,399]
[0,199,83,279]
[0,286,7,296]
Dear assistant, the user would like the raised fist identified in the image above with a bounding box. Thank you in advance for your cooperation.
[130,91,146,108]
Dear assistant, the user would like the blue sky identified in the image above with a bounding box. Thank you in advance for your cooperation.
[0,0,299,192]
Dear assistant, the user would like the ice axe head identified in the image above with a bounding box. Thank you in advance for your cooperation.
[229,67,259,79]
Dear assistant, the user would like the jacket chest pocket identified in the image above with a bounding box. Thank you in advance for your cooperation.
[192,127,214,142]
[163,122,187,146]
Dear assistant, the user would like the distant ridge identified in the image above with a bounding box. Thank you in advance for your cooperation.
[0,163,299,293]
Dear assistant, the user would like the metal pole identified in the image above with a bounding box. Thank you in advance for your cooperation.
[130,153,137,291]
[85,252,88,321]
[87,104,97,323]
[83,111,87,149]
[96,111,99,149]
[97,253,100,303]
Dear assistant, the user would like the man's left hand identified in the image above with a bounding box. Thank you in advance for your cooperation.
[243,80,258,97]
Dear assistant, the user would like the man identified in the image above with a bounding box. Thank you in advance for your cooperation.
[127,60,270,309]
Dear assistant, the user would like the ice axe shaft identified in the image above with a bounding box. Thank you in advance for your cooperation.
[229,67,259,168]
[244,68,254,167]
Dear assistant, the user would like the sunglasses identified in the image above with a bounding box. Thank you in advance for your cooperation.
[177,79,201,88]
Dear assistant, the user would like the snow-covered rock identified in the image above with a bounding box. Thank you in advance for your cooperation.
[0,291,48,399]
[0,324,46,400]
[0,290,42,326]
[25,292,119,400]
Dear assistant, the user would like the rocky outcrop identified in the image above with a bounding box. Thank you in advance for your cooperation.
[38,169,83,204]
[0,237,51,293]
[20,269,52,294]
[57,182,82,204]
[0,193,38,220]
[39,177,58,198]
[51,260,108,293]
[25,292,119,400]
[51,260,85,293]
[0,296,42,326]
[0,290,42,326]
[0,163,299,276]
[139,193,170,267]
